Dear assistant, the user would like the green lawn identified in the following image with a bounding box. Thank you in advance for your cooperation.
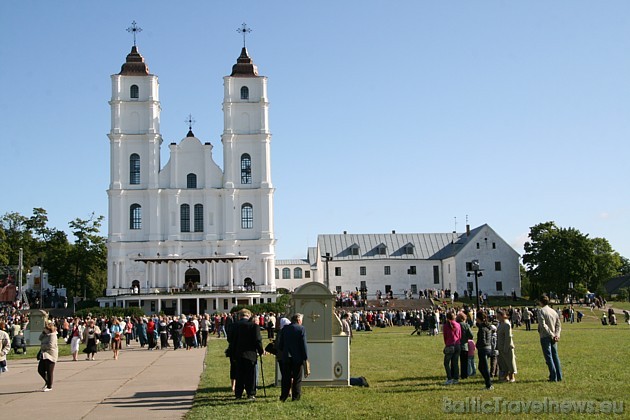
[7,342,85,360]
[608,301,630,311]
[187,313,628,419]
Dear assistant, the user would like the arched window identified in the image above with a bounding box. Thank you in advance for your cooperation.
[180,204,190,232]
[130,84,139,99]
[194,204,204,232]
[240,86,249,100]
[241,203,253,229]
[282,268,291,279]
[130,153,140,185]
[241,154,252,184]
[187,173,197,188]
[275,268,279,280]
[294,268,303,279]
[129,204,141,230]
[184,268,200,290]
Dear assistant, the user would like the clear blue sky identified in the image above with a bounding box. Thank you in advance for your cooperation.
[1,1,629,261]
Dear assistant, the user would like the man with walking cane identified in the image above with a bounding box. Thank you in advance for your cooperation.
[228,309,264,401]
[259,353,267,397]
[277,313,309,402]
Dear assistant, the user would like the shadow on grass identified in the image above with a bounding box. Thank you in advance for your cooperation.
[193,386,280,407]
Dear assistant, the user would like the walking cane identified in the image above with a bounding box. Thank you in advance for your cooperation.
[259,354,267,397]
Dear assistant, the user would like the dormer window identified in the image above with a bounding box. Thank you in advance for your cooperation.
[349,244,360,256]
[240,86,249,100]
[377,244,387,255]
[404,243,415,255]
[130,84,139,99]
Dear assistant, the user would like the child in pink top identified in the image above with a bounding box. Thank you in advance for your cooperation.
[467,339,477,376]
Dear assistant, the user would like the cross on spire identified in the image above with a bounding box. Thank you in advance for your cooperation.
[237,23,252,48]
[186,114,196,131]
[126,20,143,47]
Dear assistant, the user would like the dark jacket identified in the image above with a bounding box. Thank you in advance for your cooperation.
[229,318,263,362]
[278,323,308,362]
[459,322,474,351]
[476,323,493,350]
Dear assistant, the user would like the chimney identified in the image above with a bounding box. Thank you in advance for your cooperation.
[466,224,470,236]
[343,231,347,235]
[392,230,396,234]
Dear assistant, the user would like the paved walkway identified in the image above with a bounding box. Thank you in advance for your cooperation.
[0,344,206,419]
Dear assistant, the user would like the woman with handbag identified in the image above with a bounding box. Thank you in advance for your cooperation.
[69,318,82,361]
[82,319,101,361]
[442,311,461,385]
[38,321,58,391]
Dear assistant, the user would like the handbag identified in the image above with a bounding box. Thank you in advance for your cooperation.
[264,342,276,355]
[36,350,43,360]
[443,345,455,355]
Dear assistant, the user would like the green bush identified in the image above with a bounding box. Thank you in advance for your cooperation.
[229,293,291,315]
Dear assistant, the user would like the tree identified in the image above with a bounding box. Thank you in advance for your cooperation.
[522,222,595,298]
[68,214,107,300]
[519,264,531,298]
[0,211,34,268]
[619,256,630,276]
[0,225,9,267]
[590,237,622,294]
[25,208,72,288]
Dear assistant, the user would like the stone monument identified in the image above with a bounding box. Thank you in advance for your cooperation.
[25,309,48,345]
[277,281,350,386]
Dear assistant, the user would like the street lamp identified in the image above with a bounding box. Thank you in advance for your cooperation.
[322,252,333,290]
[466,259,484,310]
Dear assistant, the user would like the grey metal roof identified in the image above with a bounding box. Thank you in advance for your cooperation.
[317,225,489,261]
[307,247,318,268]
[275,259,309,265]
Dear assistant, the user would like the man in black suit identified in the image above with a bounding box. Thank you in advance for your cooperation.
[228,309,264,400]
[278,313,309,401]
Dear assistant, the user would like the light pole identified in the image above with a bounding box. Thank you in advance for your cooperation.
[322,252,333,290]
[466,259,484,310]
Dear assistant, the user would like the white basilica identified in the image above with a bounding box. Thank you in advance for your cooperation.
[100,38,276,314]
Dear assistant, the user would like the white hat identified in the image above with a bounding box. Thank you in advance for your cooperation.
[279,318,291,329]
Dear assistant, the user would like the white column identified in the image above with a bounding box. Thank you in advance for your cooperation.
[205,261,210,287]
[196,297,200,315]
[229,261,234,292]
[177,298,182,315]
[112,262,118,289]
[263,258,269,287]
[118,262,124,289]
[152,262,157,288]
[167,262,171,290]
[145,263,150,293]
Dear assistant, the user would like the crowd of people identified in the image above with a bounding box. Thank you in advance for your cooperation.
[1,289,629,399]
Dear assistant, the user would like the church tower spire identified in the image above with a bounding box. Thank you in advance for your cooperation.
[108,21,162,244]
[221,24,275,290]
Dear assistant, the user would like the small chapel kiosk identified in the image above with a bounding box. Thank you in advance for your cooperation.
[280,282,350,386]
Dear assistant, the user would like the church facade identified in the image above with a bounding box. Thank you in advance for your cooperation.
[100,40,276,314]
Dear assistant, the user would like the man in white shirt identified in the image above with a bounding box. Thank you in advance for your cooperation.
[537,294,562,382]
